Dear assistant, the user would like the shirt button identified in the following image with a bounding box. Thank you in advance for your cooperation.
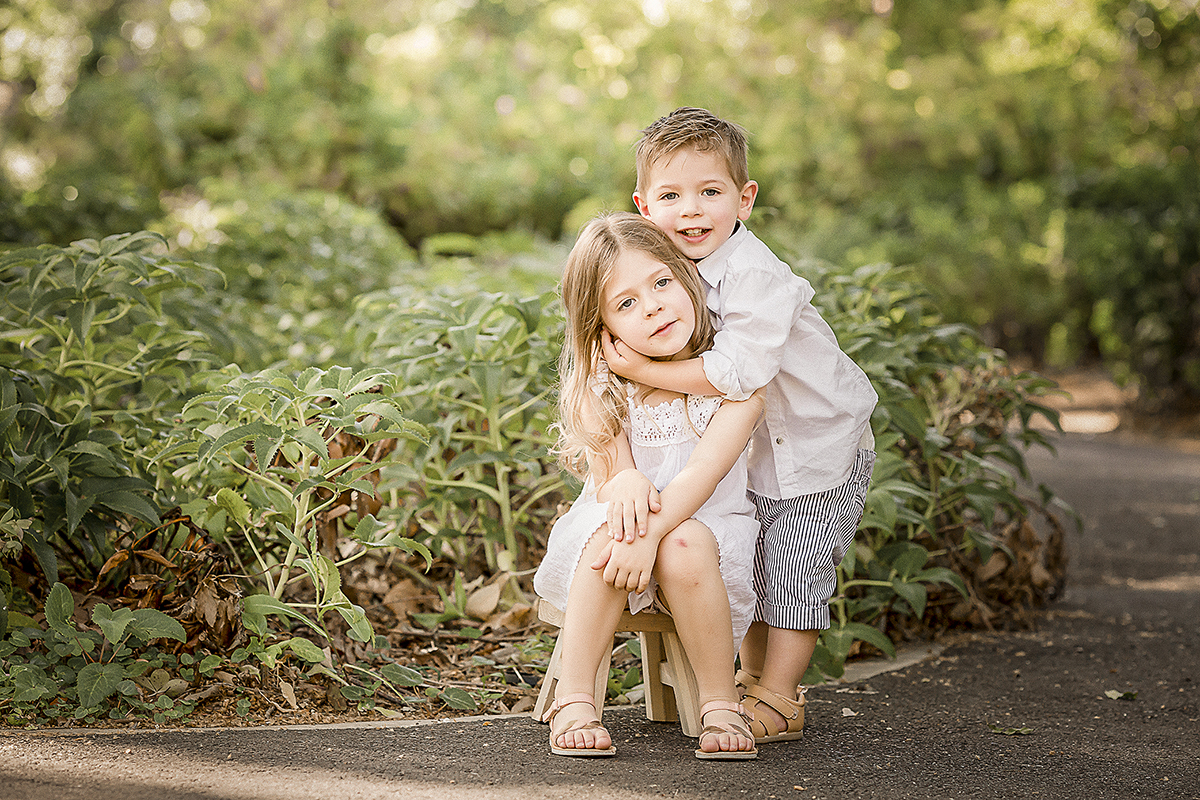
[775,437,784,444]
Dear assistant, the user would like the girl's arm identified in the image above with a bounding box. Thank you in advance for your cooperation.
[596,391,764,592]
[581,390,661,540]
[645,391,764,538]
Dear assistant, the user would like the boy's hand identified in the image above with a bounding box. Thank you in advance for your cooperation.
[596,468,661,542]
[591,534,658,594]
[602,329,651,381]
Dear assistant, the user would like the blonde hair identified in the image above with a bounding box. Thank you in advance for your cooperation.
[635,107,751,197]
[555,212,715,479]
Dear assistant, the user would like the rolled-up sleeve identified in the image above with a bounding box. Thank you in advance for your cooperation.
[701,264,812,401]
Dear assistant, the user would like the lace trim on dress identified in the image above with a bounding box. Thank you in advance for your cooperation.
[628,395,723,447]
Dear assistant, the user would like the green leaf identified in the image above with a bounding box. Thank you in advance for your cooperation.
[213,487,251,527]
[1104,689,1138,701]
[44,582,76,638]
[380,663,423,687]
[438,686,477,710]
[890,544,930,579]
[890,578,927,618]
[94,489,161,526]
[91,603,135,644]
[292,425,330,460]
[128,608,186,643]
[837,622,897,658]
[284,636,326,663]
[988,724,1034,736]
[76,662,125,707]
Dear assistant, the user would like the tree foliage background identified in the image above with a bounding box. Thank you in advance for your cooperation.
[2,0,1198,406]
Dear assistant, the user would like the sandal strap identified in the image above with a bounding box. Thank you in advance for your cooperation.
[699,699,751,724]
[698,721,754,741]
[540,692,599,724]
[744,685,802,721]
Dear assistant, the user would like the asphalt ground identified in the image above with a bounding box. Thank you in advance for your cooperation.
[2,431,1198,800]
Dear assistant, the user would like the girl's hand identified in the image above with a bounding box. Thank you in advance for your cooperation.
[591,533,658,594]
[601,329,651,381]
[597,468,661,542]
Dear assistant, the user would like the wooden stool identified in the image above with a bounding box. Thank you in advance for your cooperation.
[532,599,703,737]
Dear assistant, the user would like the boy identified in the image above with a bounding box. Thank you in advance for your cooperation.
[602,107,878,741]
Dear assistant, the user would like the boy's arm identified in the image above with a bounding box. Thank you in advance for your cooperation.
[602,329,720,396]
[606,259,812,401]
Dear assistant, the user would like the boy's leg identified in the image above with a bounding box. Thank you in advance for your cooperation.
[552,529,630,751]
[740,622,818,694]
[654,519,755,755]
[741,450,875,734]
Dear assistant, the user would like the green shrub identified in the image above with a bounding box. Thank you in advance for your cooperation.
[0,232,219,585]
[804,259,1067,678]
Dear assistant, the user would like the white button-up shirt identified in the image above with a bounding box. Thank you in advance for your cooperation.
[698,224,878,498]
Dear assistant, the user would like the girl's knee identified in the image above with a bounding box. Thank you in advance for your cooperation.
[656,522,719,579]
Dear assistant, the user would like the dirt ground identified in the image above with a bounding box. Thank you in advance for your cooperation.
[2,375,1198,800]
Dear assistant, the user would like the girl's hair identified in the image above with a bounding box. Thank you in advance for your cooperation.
[555,212,715,479]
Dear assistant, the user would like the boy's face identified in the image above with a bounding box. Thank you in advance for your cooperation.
[633,147,757,261]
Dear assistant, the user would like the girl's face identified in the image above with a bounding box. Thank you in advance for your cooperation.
[600,248,697,361]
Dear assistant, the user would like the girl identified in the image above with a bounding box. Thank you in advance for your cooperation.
[533,212,762,760]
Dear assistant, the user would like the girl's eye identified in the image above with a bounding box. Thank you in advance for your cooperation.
[655,277,671,288]
[617,298,634,310]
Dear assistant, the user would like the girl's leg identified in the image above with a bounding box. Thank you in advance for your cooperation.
[653,520,755,755]
[551,528,628,751]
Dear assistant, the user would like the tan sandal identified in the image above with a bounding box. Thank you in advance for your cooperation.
[541,692,616,757]
[734,669,759,694]
[693,700,758,760]
[743,684,806,742]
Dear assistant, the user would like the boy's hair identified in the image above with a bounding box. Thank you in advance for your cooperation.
[635,107,750,196]
[555,212,715,478]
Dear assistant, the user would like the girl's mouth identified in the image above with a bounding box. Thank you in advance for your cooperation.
[652,320,675,337]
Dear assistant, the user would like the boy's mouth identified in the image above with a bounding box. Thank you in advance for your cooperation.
[679,227,709,239]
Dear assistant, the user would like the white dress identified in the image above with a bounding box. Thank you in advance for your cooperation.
[534,393,759,652]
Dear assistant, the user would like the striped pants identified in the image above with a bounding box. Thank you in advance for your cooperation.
[750,449,876,631]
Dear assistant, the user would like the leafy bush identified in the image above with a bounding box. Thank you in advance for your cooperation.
[802,259,1068,679]
[0,232,218,584]
[344,288,564,580]
[164,365,429,645]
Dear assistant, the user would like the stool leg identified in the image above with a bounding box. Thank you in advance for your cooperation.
[640,631,678,722]
[533,635,564,721]
[660,630,702,737]
[593,644,613,720]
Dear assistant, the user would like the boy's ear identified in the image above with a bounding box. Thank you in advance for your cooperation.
[632,192,652,218]
[738,181,759,221]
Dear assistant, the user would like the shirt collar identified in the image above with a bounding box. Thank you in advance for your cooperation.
[695,221,748,285]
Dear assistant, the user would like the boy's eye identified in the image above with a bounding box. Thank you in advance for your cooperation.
[702,188,719,197]
[660,191,678,201]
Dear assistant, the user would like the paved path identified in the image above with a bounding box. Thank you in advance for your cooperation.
[3,432,1198,799]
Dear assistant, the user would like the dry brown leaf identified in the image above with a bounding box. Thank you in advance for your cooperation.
[481,602,535,633]
[466,580,504,620]
[382,579,424,620]
[280,680,299,709]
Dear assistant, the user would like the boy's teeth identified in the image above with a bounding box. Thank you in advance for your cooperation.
[682,228,704,236]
